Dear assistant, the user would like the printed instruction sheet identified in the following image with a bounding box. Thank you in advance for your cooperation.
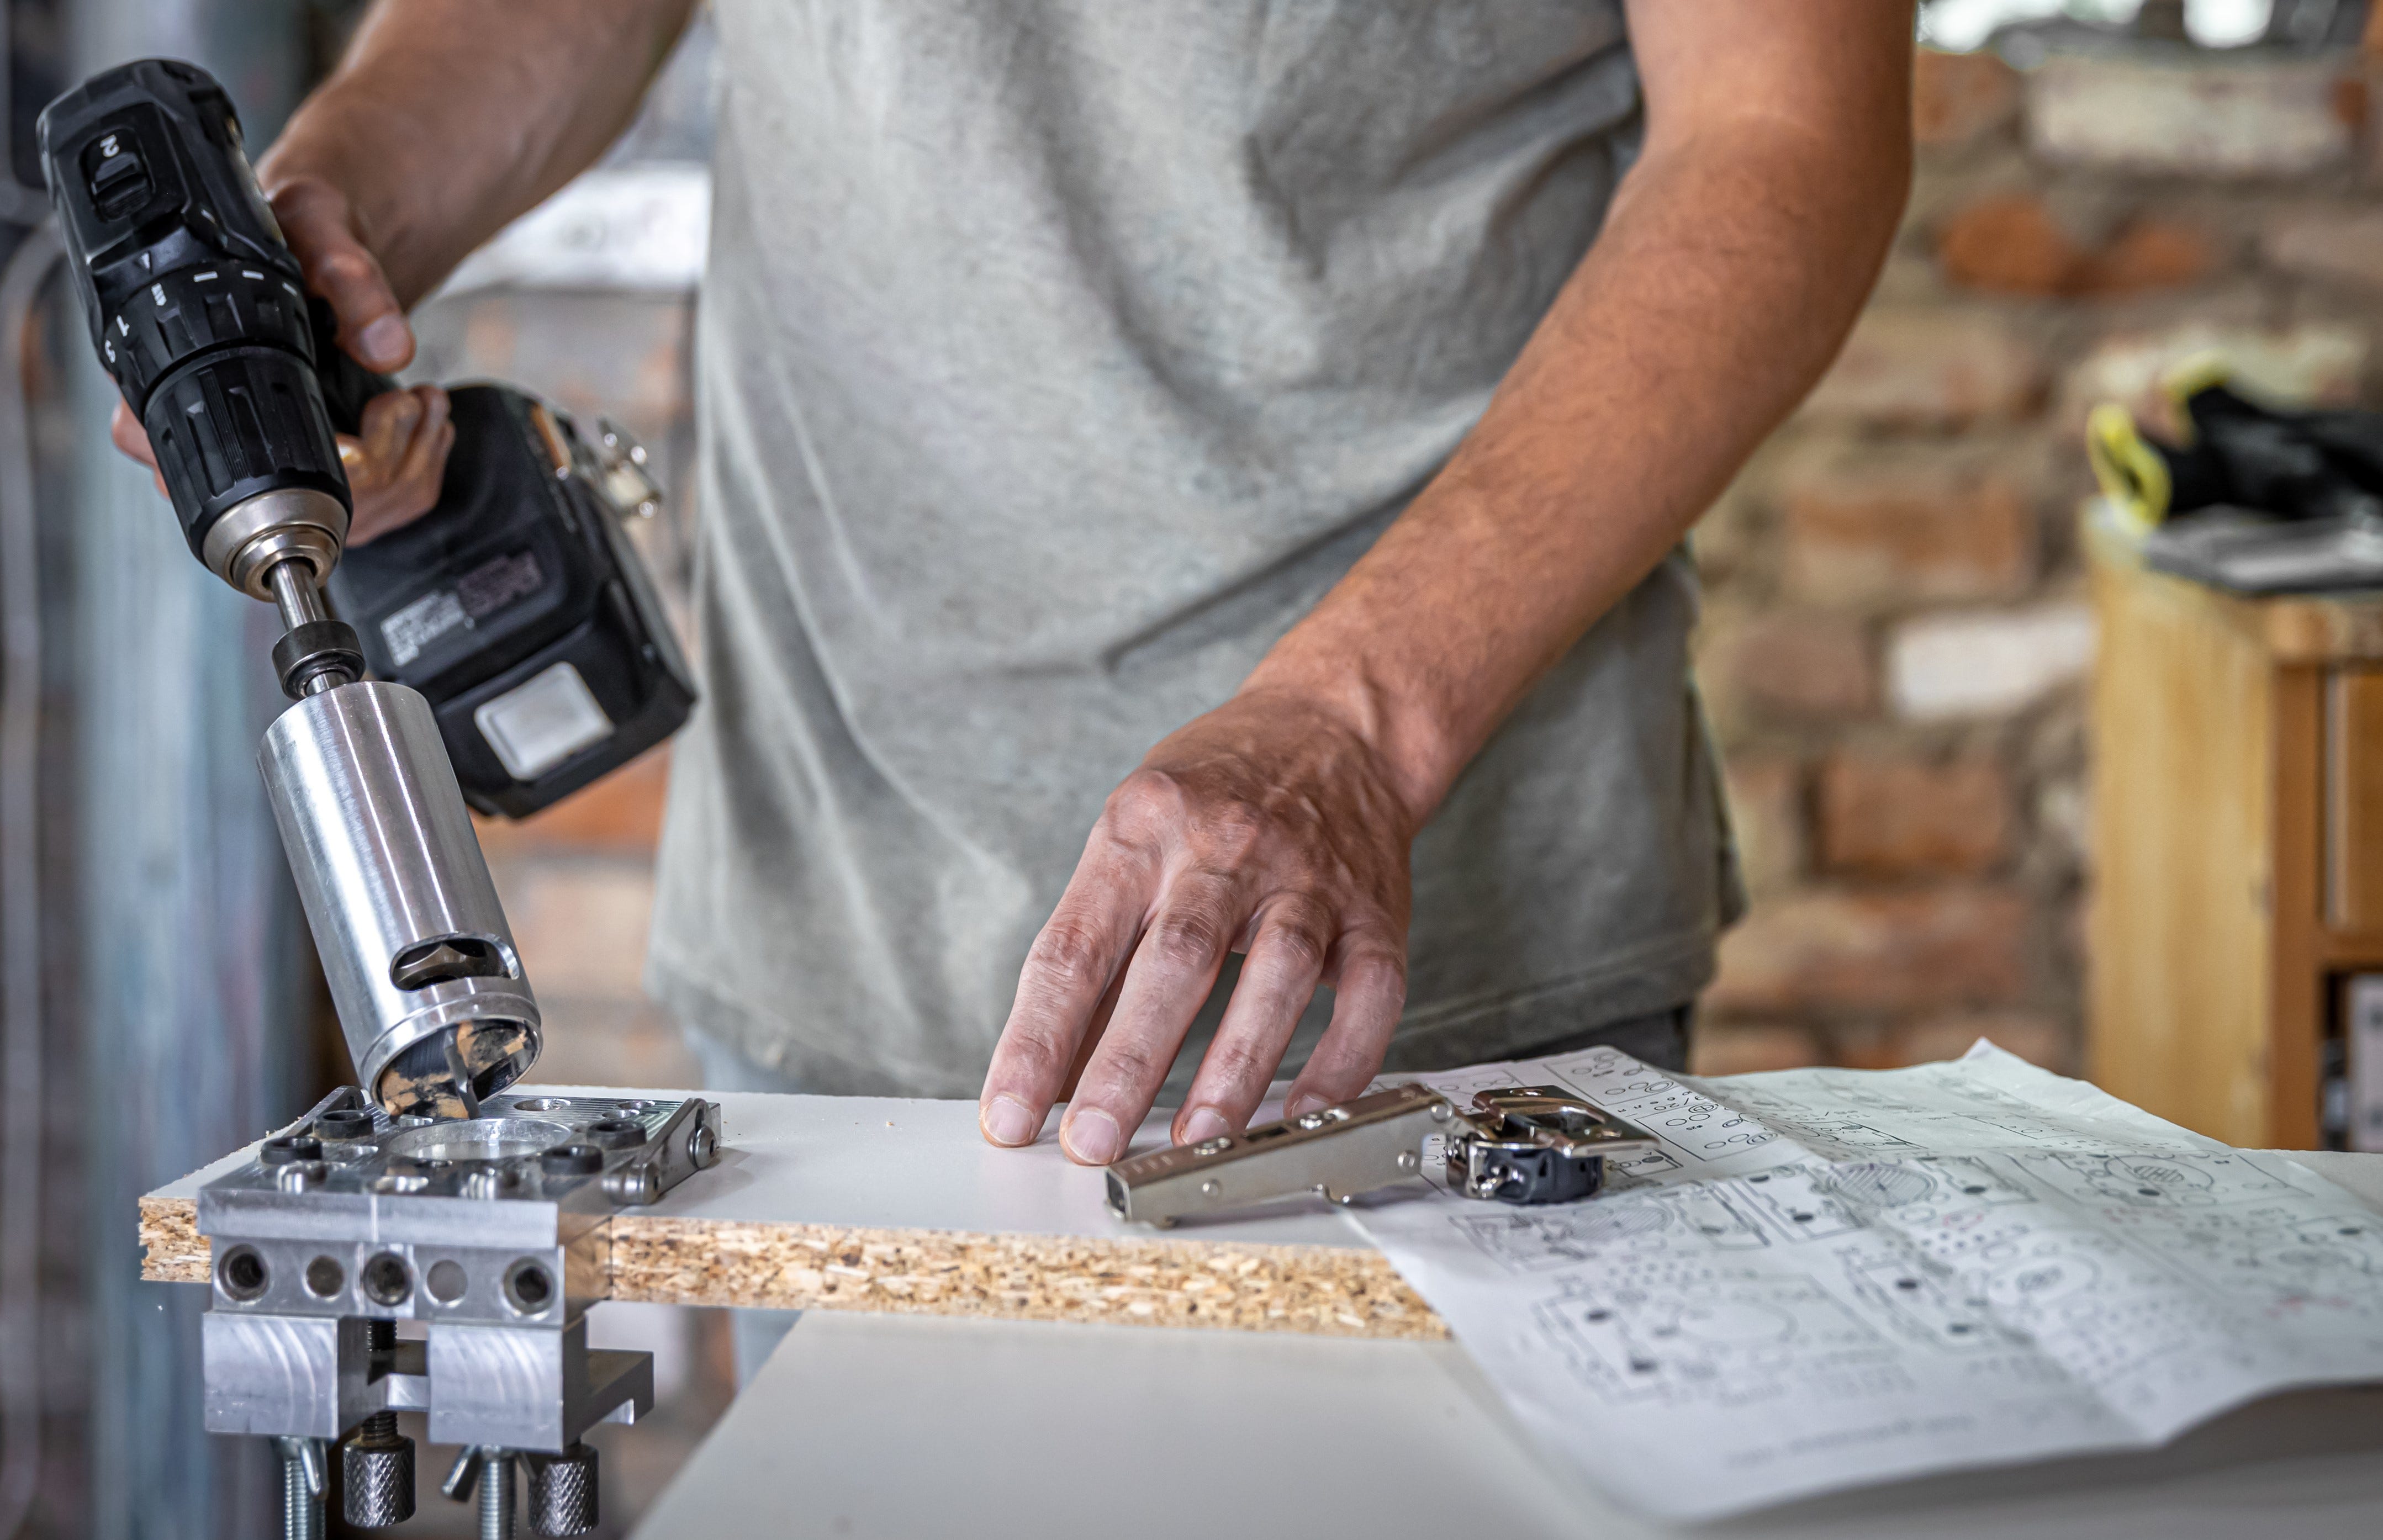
[1349,1042,2383,1519]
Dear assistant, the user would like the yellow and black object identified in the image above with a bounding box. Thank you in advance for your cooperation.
[2086,403,2174,530]
[2089,361,2383,533]
[2088,361,2383,595]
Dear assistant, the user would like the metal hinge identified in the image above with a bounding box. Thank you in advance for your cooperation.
[1105,1083,1658,1227]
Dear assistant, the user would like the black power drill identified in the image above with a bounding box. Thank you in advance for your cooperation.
[39,57,694,818]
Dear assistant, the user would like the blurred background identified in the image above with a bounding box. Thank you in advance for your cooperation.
[2,0,2380,1534]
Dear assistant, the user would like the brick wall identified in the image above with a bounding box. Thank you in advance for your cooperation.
[440,38,2383,1097]
[1693,38,2382,1078]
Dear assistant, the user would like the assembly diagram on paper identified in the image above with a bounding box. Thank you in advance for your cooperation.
[1350,1042,2383,1520]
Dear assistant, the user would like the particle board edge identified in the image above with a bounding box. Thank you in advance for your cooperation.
[135,1197,1447,1341]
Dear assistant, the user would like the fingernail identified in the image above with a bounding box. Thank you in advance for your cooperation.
[358,315,408,367]
[1180,1106,1230,1145]
[1062,1107,1122,1165]
[1285,1094,1328,1120]
[980,1094,1039,1147]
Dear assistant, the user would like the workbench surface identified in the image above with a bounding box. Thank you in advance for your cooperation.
[639,1151,2383,1539]
[142,1087,1445,1336]
[143,1096,2383,1532]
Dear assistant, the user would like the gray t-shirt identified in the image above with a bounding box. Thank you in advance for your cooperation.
[647,0,1741,1097]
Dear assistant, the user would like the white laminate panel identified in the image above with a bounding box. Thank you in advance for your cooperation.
[551,1085,1368,1247]
[153,1080,2383,1257]
[148,1087,1360,1246]
[147,1141,271,1200]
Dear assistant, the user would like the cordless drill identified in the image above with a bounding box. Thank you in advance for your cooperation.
[40,59,697,1116]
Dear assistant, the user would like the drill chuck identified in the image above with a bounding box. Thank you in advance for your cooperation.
[260,679,540,1118]
[38,61,353,592]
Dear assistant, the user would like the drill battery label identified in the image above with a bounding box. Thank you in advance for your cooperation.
[379,551,546,667]
[382,589,469,667]
[456,550,545,619]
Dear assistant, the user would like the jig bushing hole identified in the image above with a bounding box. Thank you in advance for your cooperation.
[426,1259,468,1304]
[259,1134,323,1166]
[314,1108,374,1141]
[540,1143,604,1177]
[303,1255,346,1299]
[218,1246,269,1301]
[503,1259,555,1316]
[361,1252,412,1307]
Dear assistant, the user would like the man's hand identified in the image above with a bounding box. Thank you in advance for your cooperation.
[104,0,704,539]
[979,0,1912,1162]
[105,176,452,544]
[977,689,1419,1164]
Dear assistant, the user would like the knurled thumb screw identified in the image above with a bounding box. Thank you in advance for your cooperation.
[525,1441,600,1536]
[341,1411,416,1528]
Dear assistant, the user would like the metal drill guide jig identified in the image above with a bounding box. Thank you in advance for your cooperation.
[1105,1083,1660,1227]
[200,1087,722,1535]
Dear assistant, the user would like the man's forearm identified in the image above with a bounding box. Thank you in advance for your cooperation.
[1244,15,1912,828]
[257,0,698,304]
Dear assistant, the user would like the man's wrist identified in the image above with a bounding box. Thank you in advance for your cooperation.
[1233,647,1465,835]
[257,94,377,207]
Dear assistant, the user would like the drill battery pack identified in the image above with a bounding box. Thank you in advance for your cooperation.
[327,384,695,818]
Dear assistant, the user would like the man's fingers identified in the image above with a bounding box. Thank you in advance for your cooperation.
[359,387,420,472]
[109,402,170,496]
[1281,938,1407,1117]
[980,711,1416,1165]
[390,386,453,498]
[980,854,1150,1149]
[269,177,413,372]
[1059,873,1245,1165]
[1054,961,1130,1104]
[345,388,453,546]
[411,417,456,499]
[1171,899,1331,1144]
[109,401,158,469]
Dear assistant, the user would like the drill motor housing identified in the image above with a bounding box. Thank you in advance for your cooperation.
[41,58,350,590]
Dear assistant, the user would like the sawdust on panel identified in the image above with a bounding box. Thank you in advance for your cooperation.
[609,1217,1447,1338]
[137,1198,1448,1340]
[140,1195,210,1282]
